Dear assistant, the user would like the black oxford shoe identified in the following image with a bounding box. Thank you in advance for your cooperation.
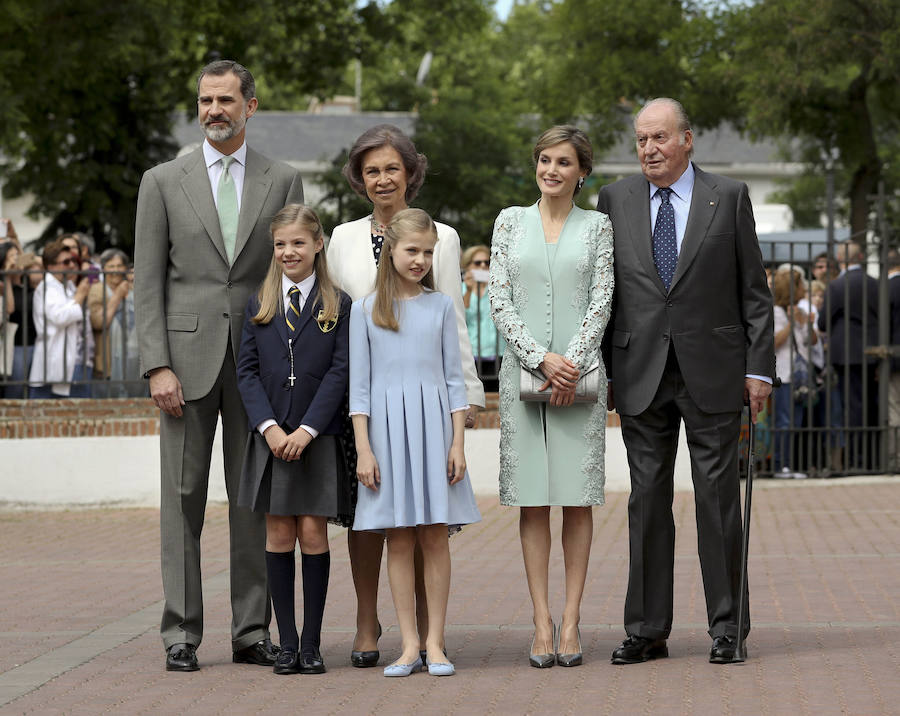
[611,635,668,665]
[233,638,279,666]
[166,643,199,672]
[709,635,738,664]
[299,647,326,674]
[273,647,300,675]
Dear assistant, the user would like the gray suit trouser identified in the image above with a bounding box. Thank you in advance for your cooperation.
[619,348,747,640]
[159,344,269,650]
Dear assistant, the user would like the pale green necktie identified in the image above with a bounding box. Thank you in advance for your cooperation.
[217,155,238,263]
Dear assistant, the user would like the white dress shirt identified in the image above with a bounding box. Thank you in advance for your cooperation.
[257,272,319,438]
[203,139,247,212]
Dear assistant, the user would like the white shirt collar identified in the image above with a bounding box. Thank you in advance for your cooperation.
[282,272,317,303]
[203,139,247,169]
[648,162,695,202]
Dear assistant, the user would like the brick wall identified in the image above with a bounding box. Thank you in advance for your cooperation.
[0,398,160,439]
[0,393,617,439]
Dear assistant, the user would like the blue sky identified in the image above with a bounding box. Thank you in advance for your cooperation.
[494,0,514,19]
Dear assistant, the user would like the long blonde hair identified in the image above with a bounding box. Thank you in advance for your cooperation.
[372,208,437,331]
[252,204,341,325]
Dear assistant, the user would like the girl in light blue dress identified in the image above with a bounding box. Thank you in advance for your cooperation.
[349,208,481,678]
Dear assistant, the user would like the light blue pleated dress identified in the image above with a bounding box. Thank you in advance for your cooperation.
[349,290,482,532]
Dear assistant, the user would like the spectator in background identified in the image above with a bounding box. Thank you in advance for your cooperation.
[20,252,44,290]
[772,267,816,478]
[812,252,839,285]
[28,238,92,398]
[4,248,39,398]
[88,249,142,397]
[817,241,879,470]
[1,242,17,394]
[887,249,900,470]
[461,244,503,392]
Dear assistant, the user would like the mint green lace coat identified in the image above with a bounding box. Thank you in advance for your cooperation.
[489,203,614,506]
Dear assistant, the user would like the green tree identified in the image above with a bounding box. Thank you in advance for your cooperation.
[0,0,363,250]
[726,0,900,241]
[314,0,538,243]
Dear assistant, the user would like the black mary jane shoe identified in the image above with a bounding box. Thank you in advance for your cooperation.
[709,635,738,664]
[299,647,327,674]
[233,638,280,666]
[166,643,199,672]
[350,622,382,668]
[610,635,668,665]
[273,647,301,675]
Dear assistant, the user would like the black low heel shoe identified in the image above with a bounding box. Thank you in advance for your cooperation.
[350,622,382,668]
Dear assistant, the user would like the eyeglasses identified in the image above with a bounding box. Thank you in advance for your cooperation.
[472,260,490,267]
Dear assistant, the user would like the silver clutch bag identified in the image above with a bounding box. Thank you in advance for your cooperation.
[519,361,601,403]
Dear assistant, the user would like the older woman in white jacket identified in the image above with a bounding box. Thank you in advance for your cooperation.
[327,124,484,668]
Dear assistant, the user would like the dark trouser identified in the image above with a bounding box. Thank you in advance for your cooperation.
[836,363,879,470]
[159,345,269,650]
[619,351,747,640]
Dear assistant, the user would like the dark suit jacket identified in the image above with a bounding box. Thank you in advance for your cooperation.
[236,284,351,435]
[135,146,304,401]
[891,274,900,372]
[597,164,774,416]
[816,266,879,366]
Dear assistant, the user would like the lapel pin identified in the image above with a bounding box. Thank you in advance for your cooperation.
[709,201,716,206]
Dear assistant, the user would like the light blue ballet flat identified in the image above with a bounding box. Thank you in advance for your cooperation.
[426,659,455,676]
[383,656,423,677]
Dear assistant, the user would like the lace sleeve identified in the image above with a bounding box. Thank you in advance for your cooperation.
[564,214,614,370]
[488,208,547,370]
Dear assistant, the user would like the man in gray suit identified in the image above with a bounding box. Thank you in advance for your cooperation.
[135,60,304,671]
[597,98,774,664]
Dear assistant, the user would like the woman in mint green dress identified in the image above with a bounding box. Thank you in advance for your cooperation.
[489,125,613,667]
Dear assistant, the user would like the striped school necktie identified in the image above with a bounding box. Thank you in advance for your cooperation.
[286,285,302,336]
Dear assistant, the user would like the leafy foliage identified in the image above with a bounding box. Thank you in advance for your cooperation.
[0,0,362,250]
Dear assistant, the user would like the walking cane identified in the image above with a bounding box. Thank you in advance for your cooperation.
[733,402,755,663]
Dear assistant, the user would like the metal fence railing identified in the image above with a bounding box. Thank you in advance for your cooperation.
[1,267,146,399]
[746,234,898,477]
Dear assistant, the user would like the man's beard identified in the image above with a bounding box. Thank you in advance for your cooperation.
[202,109,246,143]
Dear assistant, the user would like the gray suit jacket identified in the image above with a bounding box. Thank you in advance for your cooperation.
[597,164,774,416]
[135,146,304,401]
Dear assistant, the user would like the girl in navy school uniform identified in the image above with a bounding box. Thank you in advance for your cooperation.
[236,204,352,675]
[349,208,481,677]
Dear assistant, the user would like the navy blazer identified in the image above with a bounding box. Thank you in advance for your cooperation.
[237,281,351,435]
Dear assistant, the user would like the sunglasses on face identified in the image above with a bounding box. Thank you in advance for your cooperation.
[472,259,490,267]
[57,258,77,266]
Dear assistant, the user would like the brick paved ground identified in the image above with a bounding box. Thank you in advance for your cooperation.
[0,479,898,715]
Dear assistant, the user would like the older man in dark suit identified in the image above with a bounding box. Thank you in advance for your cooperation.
[597,98,774,664]
[135,60,304,671]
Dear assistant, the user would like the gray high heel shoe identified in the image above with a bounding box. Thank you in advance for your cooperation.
[529,621,556,668]
[556,624,583,667]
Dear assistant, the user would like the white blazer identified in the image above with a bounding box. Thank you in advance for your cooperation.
[327,215,485,408]
[29,274,89,394]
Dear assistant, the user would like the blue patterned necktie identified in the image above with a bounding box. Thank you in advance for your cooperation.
[652,187,677,290]
[286,286,302,336]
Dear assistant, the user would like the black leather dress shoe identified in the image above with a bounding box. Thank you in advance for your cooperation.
[709,635,738,664]
[610,635,668,665]
[233,638,279,666]
[273,647,300,675]
[299,647,326,674]
[166,643,199,672]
